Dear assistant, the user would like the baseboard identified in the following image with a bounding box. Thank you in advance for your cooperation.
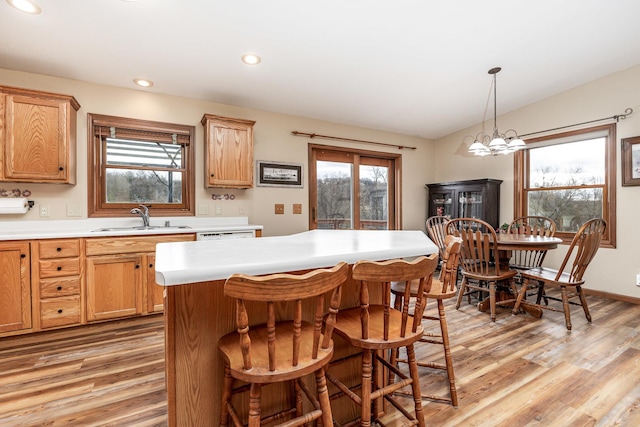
[584,288,640,304]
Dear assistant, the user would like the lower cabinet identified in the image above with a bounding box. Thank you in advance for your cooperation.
[0,241,31,333]
[86,254,143,321]
[85,234,195,322]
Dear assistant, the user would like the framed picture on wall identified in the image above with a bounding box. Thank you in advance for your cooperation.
[256,161,303,188]
[622,136,640,186]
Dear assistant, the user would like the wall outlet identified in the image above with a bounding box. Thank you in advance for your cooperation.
[293,203,302,214]
[275,204,284,215]
[66,205,82,217]
[239,206,245,215]
[198,204,209,215]
[40,205,50,217]
[636,273,640,286]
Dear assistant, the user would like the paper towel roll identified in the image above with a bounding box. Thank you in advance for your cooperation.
[0,197,29,214]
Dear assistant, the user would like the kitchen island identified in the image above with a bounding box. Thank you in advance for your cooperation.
[155,229,438,426]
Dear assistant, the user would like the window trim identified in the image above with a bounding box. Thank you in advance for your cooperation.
[87,113,196,217]
[308,143,402,230]
[514,123,616,247]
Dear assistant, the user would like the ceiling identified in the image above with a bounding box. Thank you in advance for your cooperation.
[2,0,640,139]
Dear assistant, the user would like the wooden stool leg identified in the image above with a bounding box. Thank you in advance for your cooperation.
[220,364,233,427]
[248,383,261,427]
[437,299,458,407]
[406,343,426,427]
[316,368,334,427]
[361,349,373,427]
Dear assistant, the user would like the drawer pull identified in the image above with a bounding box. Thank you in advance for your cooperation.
[58,309,63,314]
[57,266,62,271]
[57,286,62,291]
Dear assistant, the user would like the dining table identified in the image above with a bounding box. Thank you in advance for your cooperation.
[476,233,563,317]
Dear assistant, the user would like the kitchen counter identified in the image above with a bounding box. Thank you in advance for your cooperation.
[158,229,437,426]
[155,229,438,286]
[0,216,262,240]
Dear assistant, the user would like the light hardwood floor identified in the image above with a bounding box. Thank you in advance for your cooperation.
[1,292,639,426]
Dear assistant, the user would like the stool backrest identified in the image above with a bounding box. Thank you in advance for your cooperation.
[351,254,438,344]
[224,262,348,372]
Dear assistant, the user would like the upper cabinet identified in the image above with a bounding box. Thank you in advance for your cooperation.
[426,178,502,229]
[201,114,255,188]
[0,86,80,184]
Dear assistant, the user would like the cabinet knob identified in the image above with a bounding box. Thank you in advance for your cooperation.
[59,167,64,171]
[57,309,63,314]
[56,247,62,252]
[57,286,62,291]
[210,173,215,177]
[57,266,62,271]
[20,253,26,258]
[149,263,153,268]
[135,264,140,269]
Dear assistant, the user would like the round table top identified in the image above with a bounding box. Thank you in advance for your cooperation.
[495,233,562,250]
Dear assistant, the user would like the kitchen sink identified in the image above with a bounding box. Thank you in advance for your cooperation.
[92,225,192,232]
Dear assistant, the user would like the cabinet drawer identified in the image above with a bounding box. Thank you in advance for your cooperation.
[39,240,80,259]
[40,295,81,329]
[39,257,80,278]
[86,234,195,256]
[40,277,80,298]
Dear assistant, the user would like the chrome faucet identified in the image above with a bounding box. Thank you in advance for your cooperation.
[130,204,150,227]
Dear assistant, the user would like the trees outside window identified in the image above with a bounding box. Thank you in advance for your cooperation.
[88,114,195,217]
[515,124,616,247]
[309,144,400,230]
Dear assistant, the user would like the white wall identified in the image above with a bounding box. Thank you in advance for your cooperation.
[0,69,434,236]
[433,65,640,298]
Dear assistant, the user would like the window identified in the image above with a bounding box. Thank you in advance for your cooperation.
[88,114,195,217]
[514,124,616,247]
[308,144,401,230]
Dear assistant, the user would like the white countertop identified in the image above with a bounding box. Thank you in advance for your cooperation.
[0,217,262,240]
[155,229,438,286]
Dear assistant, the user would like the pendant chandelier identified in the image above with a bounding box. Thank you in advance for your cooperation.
[468,67,525,156]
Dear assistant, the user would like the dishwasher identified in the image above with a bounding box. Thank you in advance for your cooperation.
[196,230,256,240]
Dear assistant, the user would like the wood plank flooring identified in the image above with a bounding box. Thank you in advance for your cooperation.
[1,292,639,426]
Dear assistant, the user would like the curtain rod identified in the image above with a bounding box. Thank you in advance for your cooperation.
[290,131,417,150]
[518,107,633,139]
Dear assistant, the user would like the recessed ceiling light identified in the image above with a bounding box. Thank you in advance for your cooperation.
[133,78,154,88]
[6,0,42,14]
[241,54,261,65]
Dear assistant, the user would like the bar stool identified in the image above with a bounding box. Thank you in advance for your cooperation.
[326,254,439,427]
[390,235,462,406]
[218,262,348,427]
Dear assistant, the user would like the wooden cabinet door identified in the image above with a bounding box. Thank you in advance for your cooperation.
[145,253,164,313]
[2,91,77,183]
[86,254,143,321]
[202,114,255,188]
[0,242,31,333]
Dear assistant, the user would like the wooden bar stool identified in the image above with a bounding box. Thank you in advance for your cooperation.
[391,235,462,406]
[218,262,349,427]
[326,254,439,427]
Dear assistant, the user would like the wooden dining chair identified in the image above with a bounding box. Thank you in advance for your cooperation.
[512,218,606,330]
[447,218,518,322]
[218,262,349,427]
[390,235,463,406]
[507,215,557,270]
[326,254,439,427]
[426,215,450,260]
